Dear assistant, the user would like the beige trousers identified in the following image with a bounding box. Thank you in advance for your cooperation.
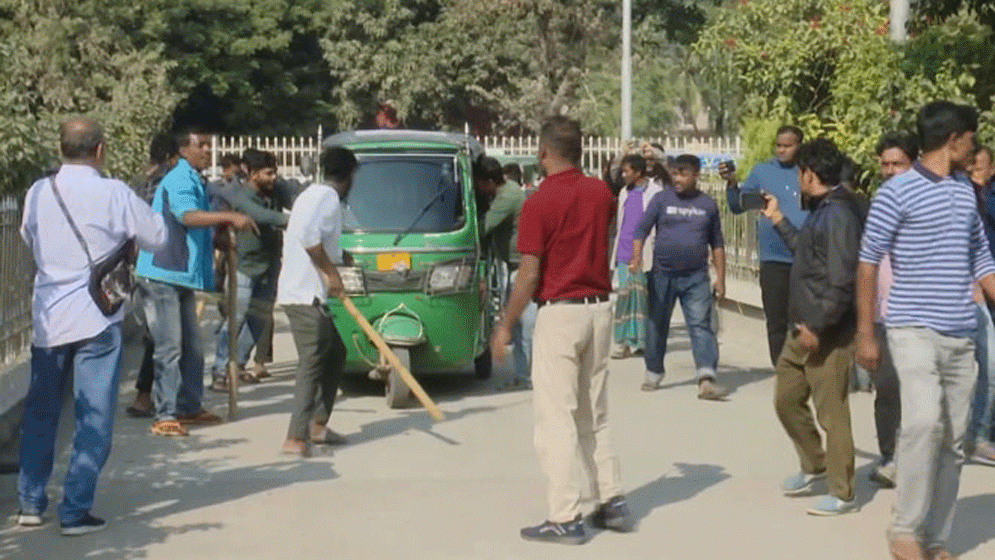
[532,300,622,522]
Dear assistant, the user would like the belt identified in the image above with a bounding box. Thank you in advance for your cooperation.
[536,294,609,308]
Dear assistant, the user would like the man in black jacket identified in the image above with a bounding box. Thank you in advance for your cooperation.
[760,138,865,517]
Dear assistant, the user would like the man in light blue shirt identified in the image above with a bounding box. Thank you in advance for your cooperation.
[722,126,809,365]
[18,118,166,535]
[136,128,256,436]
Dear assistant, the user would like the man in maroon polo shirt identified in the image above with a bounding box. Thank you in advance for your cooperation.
[491,116,632,545]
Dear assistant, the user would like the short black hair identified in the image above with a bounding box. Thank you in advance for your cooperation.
[795,138,848,186]
[540,116,582,164]
[173,127,209,149]
[917,101,978,153]
[620,153,647,175]
[321,146,357,183]
[473,156,504,184]
[60,118,104,160]
[672,154,701,174]
[776,125,804,144]
[219,153,241,168]
[149,133,178,166]
[501,163,522,184]
[242,149,277,174]
[875,132,920,161]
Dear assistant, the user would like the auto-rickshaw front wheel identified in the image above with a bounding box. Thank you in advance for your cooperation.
[385,346,413,408]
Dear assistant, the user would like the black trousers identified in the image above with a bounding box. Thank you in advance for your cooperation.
[759,261,792,367]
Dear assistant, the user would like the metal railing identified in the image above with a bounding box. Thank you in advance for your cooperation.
[0,195,33,365]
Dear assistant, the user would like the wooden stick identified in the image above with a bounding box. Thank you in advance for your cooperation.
[226,227,239,420]
[335,295,445,421]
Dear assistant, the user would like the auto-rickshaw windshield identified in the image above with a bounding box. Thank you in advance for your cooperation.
[343,155,465,233]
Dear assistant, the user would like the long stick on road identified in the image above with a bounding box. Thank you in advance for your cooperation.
[335,295,445,422]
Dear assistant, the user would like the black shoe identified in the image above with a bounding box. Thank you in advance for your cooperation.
[591,496,635,532]
[520,514,586,545]
[60,514,107,536]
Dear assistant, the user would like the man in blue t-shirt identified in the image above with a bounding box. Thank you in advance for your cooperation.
[722,126,809,366]
[630,155,728,401]
[136,128,257,436]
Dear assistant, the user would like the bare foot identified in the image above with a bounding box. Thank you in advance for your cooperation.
[281,439,308,457]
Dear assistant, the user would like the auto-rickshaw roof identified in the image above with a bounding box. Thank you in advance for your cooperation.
[323,130,484,160]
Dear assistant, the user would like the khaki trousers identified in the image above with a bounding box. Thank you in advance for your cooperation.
[532,300,622,522]
[774,331,856,501]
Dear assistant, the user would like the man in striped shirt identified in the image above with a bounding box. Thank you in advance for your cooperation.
[856,101,995,560]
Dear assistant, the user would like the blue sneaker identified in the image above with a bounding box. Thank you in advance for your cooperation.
[520,514,586,545]
[591,496,635,532]
[60,514,107,536]
[781,471,825,496]
[806,495,858,516]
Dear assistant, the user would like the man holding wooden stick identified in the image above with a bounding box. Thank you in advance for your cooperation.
[276,146,357,457]
[491,116,632,545]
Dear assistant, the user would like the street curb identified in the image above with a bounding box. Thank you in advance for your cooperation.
[0,358,30,469]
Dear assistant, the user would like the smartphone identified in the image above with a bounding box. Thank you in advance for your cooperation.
[740,191,765,211]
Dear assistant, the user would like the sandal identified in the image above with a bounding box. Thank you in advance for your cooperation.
[150,420,188,437]
[239,371,261,384]
[248,363,271,379]
[640,381,659,392]
[209,377,229,393]
[177,409,223,425]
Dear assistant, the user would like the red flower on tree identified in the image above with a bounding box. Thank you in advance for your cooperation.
[724,37,737,48]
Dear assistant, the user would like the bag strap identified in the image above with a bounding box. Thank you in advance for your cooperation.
[49,177,95,269]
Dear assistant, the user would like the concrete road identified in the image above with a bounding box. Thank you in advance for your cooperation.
[2,308,994,560]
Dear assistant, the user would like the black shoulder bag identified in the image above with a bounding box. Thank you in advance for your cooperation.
[50,177,135,316]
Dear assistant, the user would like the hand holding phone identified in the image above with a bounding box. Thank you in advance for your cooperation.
[739,191,766,211]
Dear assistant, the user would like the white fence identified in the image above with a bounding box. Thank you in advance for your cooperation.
[208,131,742,181]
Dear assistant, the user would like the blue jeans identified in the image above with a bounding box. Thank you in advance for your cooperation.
[644,269,718,380]
[212,270,275,379]
[971,303,995,443]
[508,268,537,383]
[18,324,122,524]
[143,279,205,421]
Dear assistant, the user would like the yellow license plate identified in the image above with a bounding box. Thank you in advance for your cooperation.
[376,252,412,271]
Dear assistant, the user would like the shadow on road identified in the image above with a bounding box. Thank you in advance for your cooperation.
[0,391,337,560]
[626,462,730,527]
[949,493,995,557]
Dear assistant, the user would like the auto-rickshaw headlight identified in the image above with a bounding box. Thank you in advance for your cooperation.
[428,260,473,293]
[339,267,366,295]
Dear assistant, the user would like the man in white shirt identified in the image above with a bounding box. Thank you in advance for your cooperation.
[18,118,167,535]
[277,146,357,456]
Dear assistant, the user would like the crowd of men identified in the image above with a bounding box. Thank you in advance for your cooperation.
[12,100,995,560]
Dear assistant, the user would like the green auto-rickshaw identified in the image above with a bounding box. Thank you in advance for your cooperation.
[322,130,498,408]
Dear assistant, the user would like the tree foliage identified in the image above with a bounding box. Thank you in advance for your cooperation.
[694,0,995,187]
[0,0,178,193]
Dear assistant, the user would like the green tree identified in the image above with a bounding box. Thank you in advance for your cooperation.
[0,0,178,193]
[119,0,334,135]
[694,0,994,187]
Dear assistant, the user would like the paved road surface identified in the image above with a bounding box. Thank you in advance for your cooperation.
[2,308,993,559]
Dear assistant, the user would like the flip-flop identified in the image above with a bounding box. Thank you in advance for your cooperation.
[239,372,261,384]
[126,405,153,418]
[150,420,188,436]
[177,409,223,425]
